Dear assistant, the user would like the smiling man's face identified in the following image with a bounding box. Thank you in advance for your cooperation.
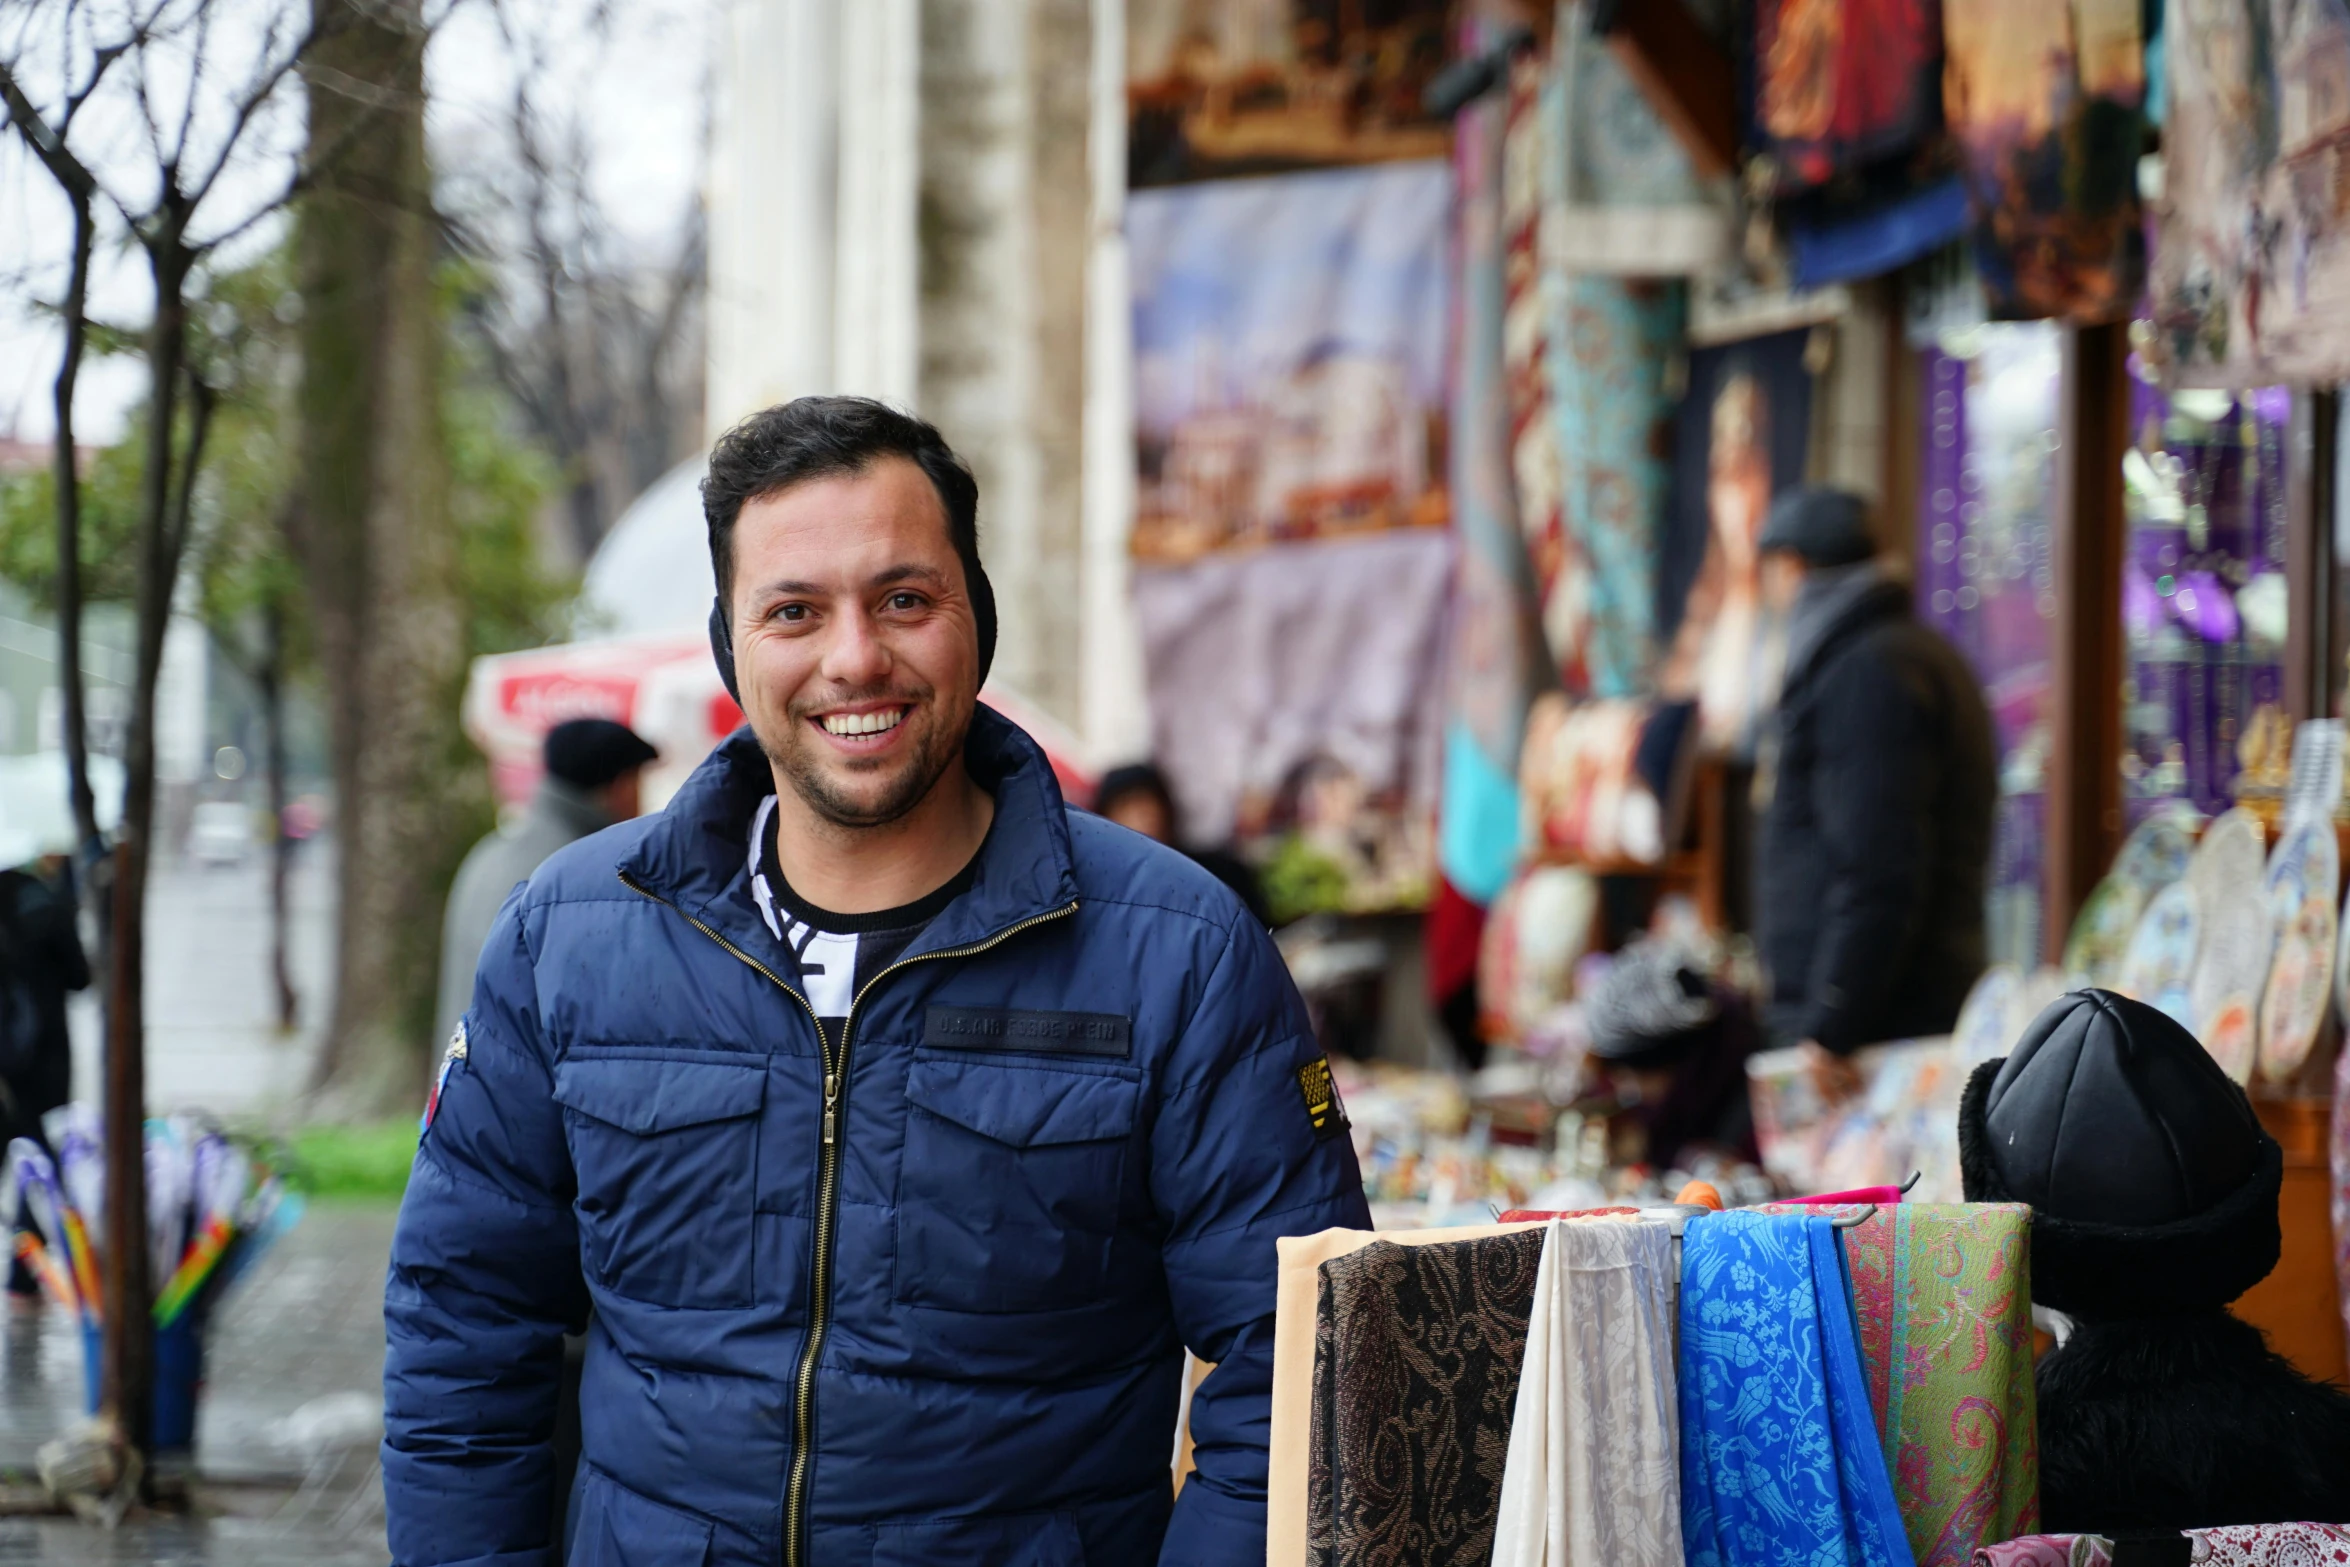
[728,458,981,829]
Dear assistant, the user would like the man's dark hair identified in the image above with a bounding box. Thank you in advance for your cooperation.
[701,396,982,611]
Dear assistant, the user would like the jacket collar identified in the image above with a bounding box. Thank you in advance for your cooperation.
[615,703,1080,970]
[1783,565,1911,691]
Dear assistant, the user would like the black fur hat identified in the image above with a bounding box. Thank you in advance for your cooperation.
[1957,988,2283,1321]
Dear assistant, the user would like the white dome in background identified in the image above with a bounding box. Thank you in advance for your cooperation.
[578,458,712,638]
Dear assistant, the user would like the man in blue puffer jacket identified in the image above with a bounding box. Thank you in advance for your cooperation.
[384,396,1371,1566]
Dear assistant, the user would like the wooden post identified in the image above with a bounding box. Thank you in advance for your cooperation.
[2044,322,2131,963]
[2285,390,2337,724]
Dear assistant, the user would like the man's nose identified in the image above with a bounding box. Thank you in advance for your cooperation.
[820,607,892,687]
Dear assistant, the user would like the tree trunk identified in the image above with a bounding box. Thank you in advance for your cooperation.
[295,0,463,1114]
[52,189,100,859]
[261,599,297,1033]
[101,238,194,1466]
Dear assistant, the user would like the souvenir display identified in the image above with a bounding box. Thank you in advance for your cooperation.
[1951,966,2021,1065]
[2151,0,2350,386]
[2117,880,2200,1027]
[1659,331,1813,757]
[1944,0,2145,321]
[2257,818,2340,1084]
[1748,1039,1968,1202]
[2187,807,2271,1077]
[1479,866,1602,1045]
[1125,0,1451,188]
[1517,696,1661,865]
[1751,0,1945,191]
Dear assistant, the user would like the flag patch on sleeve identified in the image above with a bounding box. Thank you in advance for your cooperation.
[423,1022,468,1134]
[1297,1054,1348,1142]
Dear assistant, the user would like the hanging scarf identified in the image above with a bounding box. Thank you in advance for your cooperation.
[1680,1210,1917,1567]
[1839,1204,2040,1566]
[1308,1229,1547,1566]
[1491,1217,1683,1567]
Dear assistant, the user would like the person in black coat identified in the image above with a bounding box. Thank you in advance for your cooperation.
[1961,989,2350,1533]
[0,847,89,1301]
[1753,487,1995,1097]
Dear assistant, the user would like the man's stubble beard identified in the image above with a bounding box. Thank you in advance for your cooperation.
[760,688,971,831]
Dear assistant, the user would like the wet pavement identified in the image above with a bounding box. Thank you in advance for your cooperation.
[26,849,394,1561]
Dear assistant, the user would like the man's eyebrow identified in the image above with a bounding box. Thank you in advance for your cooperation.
[870,563,949,588]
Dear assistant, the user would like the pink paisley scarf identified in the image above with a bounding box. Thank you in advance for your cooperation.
[1972,1537,2111,1567]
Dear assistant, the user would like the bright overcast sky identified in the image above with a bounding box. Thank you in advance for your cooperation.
[0,0,712,446]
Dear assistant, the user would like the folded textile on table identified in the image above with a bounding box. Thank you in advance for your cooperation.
[1841,1204,2039,1566]
[1974,1536,2113,1567]
[1680,1210,1916,1567]
[1308,1228,1547,1566]
[1490,1217,1682,1567]
[2186,1525,2350,1566]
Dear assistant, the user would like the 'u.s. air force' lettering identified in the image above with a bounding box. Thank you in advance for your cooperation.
[924,1007,1132,1057]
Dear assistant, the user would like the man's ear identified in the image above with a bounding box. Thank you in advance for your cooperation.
[708,596,740,704]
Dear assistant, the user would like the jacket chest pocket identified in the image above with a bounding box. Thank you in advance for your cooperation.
[895,1057,1140,1314]
[553,1055,766,1309]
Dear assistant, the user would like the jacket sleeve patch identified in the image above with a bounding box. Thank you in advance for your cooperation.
[422,1021,469,1134]
[1297,1054,1349,1142]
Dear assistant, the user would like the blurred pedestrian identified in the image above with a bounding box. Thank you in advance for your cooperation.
[1093,761,1271,926]
[0,833,88,1304]
[434,717,657,1044]
[1583,936,1760,1172]
[385,396,1366,1563]
[1752,486,1994,1103]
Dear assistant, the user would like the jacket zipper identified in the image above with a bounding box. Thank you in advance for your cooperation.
[619,869,1078,1567]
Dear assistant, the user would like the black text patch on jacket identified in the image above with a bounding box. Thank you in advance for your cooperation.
[924,1007,1132,1057]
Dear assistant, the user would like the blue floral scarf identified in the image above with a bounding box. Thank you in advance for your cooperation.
[1680,1211,1917,1567]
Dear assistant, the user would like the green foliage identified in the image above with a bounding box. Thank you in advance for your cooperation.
[281,1118,420,1201]
[0,438,146,608]
[1261,834,1354,926]
[448,378,569,658]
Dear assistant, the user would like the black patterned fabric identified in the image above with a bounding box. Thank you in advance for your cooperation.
[1306,1229,1547,1567]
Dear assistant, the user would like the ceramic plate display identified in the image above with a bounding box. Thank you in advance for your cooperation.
[2188,809,2272,1060]
[2018,965,2069,1026]
[2062,876,2145,988]
[2259,891,2338,1085]
[2118,879,2199,1027]
[2113,804,2200,896]
[2263,817,2340,930]
[1951,965,2020,1066]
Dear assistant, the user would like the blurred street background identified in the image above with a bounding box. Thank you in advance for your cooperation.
[4,0,2350,1552]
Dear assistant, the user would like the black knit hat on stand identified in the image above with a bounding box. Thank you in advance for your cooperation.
[1958,988,2283,1321]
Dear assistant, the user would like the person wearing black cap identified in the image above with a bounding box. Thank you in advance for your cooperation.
[1093,761,1271,927]
[1960,988,2350,1532]
[1753,484,1996,1100]
[433,716,658,1043]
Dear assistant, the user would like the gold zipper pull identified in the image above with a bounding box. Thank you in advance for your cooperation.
[822,1074,839,1145]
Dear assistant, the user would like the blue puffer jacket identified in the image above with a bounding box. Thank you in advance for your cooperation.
[384,707,1370,1567]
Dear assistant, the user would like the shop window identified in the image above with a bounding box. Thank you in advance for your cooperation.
[1918,325,2061,971]
[2120,366,2290,821]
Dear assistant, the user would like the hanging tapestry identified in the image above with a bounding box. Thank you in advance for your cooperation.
[1838,1204,2040,1567]
[1660,330,1814,758]
[1754,0,1946,190]
[1128,162,1452,563]
[2150,0,2350,385]
[1548,280,1682,700]
[1125,0,1453,188]
[1505,54,1590,692]
[1680,1211,1916,1567]
[1442,58,1549,906]
[1307,1229,1547,1567]
[1943,0,2145,322]
[1545,0,1730,276]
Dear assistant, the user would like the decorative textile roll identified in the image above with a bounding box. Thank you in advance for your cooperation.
[2185,1524,2350,1566]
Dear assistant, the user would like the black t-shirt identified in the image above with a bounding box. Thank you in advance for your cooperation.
[746,796,981,1031]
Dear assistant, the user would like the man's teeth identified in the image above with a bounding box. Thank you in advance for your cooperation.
[822,709,905,737]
